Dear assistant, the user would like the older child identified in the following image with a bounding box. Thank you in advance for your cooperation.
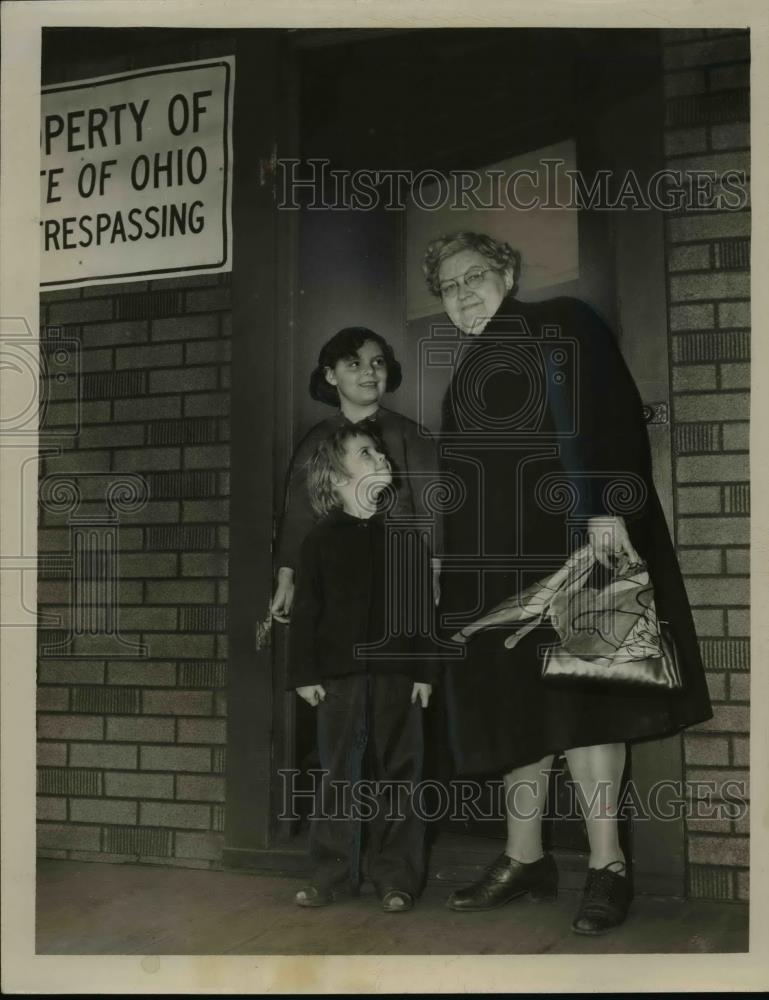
[288,423,438,912]
[271,327,442,622]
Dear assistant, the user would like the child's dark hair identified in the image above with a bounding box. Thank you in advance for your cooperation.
[309,327,403,407]
[306,424,387,518]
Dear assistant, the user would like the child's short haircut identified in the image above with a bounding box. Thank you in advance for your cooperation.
[307,425,386,518]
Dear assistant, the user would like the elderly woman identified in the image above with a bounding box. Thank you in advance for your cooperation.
[423,231,712,934]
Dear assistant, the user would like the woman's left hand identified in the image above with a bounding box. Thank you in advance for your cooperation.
[587,516,640,570]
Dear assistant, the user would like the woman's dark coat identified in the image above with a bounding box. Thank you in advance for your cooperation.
[438,294,712,775]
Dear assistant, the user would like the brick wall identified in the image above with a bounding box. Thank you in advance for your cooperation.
[661,28,750,901]
[36,274,231,868]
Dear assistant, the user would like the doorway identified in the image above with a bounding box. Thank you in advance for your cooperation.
[225,27,685,897]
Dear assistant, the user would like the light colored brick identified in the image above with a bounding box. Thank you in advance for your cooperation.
[38,661,105,685]
[119,502,181,524]
[112,448,181,472]
[177,718,226,744]
[180,553,228,577]
[691,609,725,635]
[685,815,732,834]
[37,823,101,851]
[117,607,179,631]
[688,835,748,867]
[185,340,231,365]
[678,517,749,545]
[662,35,748,70]
[711,122,750,150]
[688,769,750,800]
[673,365,717,391]
[674,393,749,422]
[693,704,749,733]
[107,716,176,742]
[69,742,138,768]
[146,581,217,604]
[70,797,137,825]
[37,742,68,766]
[664,127,708,157]
[183,445,230,470]
[140,746,211,772]
[677,453,750,483]
[706,671,726,701]
[684,734,729,765]
[48,298,112,325]
[37,715,103,741]
[140,802,210,829]
[729,673,750,702]
[106,662,177,686]
[76,425,144,449]
[176,775,225,802]
[720,363,750,389]
[119,554,178,577]
[670,272,750,303]
[104,772,174,799]
[732,736,749,766]
[37,687,70,712]
[668,213,750,243]
[142,691,213,716]
[663,68,707,97]
[80,348,115,373]
[184,392,230,417]
[678,549,722,574]
[727,609,750,635]
[684,577,749,606]
[150,368,218,394]
[114,343,184,369]
[81,320,149,347]
[174,831,224,861]
[185,287,231,312]
[718,301,750,328]
[709,63,750,90]
[152,315,218,342]
[181,500,229,522]
[726,549,749,574]
[113,396,182,421]
[143,634,215,659]
[37,796,67,820]
[672,151,749,177]
[722,423,749,451]
[677,486,720,514]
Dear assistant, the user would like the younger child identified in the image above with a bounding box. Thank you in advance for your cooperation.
[288,423,438,912]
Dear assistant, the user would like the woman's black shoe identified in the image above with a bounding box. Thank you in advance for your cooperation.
[571,861,632,935]
[446,853,558,911]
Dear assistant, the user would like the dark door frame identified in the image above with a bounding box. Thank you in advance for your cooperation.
[224,28,686,897]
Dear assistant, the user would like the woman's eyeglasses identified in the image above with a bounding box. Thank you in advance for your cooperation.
[439,267,498,299]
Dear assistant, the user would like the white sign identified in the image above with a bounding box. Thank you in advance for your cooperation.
[40,57,234,289]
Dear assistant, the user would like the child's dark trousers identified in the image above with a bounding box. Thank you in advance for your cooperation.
[308,672,425,897]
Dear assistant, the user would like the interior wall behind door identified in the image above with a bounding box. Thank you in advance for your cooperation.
[293,208,404,442]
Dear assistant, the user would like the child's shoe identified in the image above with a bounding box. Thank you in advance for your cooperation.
[379,888,415,913]
[294,884,335,907]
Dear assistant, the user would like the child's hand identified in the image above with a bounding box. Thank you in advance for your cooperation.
[270,567,295,623]
[296,684,326,706]
[411,682,432,708]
